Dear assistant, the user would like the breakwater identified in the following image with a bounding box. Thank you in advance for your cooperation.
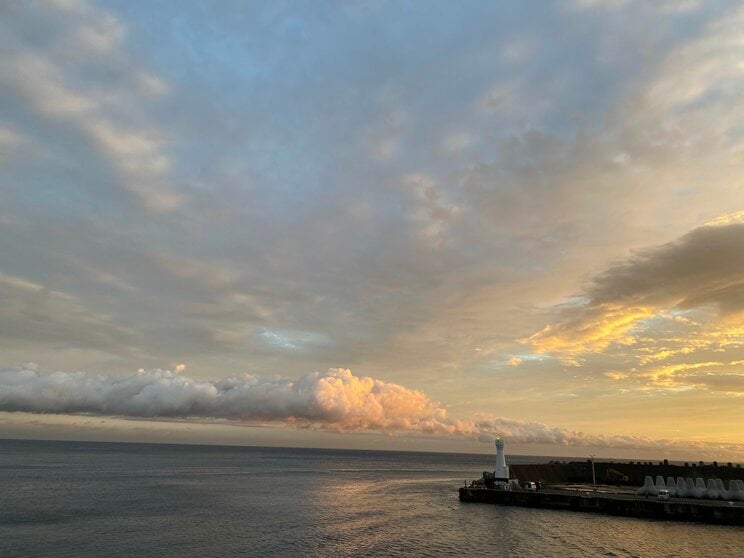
[458,487,744,525]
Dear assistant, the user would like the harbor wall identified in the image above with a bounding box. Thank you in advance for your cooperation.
[458,487,744,525]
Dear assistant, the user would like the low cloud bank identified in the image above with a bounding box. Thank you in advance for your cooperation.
[2,365,742,457]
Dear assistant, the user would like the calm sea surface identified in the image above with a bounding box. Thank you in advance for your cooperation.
[0,439,739,557]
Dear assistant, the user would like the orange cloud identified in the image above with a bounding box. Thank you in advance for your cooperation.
[1,364,743,458]
[527,304,653,359]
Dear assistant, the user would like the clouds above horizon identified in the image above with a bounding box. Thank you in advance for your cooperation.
[3,364,741,458]
[1,0,744,454]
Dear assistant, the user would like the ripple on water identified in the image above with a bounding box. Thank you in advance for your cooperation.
[0,441,740,557]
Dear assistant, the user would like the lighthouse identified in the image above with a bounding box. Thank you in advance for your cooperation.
[495,437,509,482]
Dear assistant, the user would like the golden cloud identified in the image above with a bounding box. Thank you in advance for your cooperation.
[526,221,744,360]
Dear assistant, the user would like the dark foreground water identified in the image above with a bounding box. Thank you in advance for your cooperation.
[0,440,739,557]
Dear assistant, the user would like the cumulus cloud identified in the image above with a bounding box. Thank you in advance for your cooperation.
[0,365,472,435]
[528,221,744,358]
[1,364,741,457]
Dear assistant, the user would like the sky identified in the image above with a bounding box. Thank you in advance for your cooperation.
[1,0,743,461]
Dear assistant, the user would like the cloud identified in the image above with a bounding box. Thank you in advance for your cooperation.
[644,5,744,112]
[570,0,700,12]
[2,0,741,379]
[641,359,744,394]
[707,211,744,227]
[1,0,744,451]
[0,125,25,151]
[529,304,653,359]
[0,365,470,434]
[0,272,137,352]
[0,0,179,211]
[528,221,744,358]
[588,223,744,314]
[2,364,742,457]
[683,373,744,395]
[401,173,462,248]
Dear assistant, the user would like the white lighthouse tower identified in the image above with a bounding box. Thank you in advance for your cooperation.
[495,437,509,482]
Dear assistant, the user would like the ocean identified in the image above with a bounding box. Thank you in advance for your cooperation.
[0,439,739,557]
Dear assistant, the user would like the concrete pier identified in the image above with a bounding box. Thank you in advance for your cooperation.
[458,486,744,525]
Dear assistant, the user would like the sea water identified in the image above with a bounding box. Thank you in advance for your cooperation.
[0,439,739,557]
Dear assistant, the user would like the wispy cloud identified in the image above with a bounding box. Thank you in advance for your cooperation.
[0,272,137,351]
[0,0,178,211]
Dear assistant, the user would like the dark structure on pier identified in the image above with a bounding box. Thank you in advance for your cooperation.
[509,460,743,486]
